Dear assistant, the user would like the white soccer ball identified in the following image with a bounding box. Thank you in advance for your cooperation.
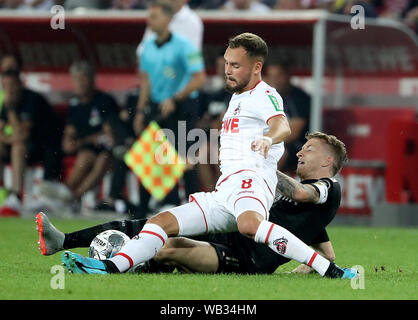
[88,230,130,260]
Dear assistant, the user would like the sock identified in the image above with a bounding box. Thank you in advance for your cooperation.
[63,218,147,249]
[254,220,330,276]
[109,223,168,273]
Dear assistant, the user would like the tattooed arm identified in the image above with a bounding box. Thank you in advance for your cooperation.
[275,170,320,203]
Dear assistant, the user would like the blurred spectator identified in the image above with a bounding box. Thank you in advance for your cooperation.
[403,0,418,34]
[0,57,62,215]
[94,89,138,216]
[39,61,119,211]
[18,0,55,10]
[275,0,303,9]
[334,0,377,17]
[197,53,231,191]
[112,0,148,9]
[299,0,336,10]
[0,0,23,8]
[262,0,276,8]
[374,0,409,19]
[188,0,226,9]
[137,0,204,55]
[0,52,22,72]
[136,1,206,211]
[64,0,111,10]
[265,58,311,174]
[222,0,271,12]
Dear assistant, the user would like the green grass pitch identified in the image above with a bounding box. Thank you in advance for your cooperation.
[0,216,417,300]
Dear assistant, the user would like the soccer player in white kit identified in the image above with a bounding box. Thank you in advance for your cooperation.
[61,33,357,279]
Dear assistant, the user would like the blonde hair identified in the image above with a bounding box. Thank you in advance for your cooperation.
[305,131,348,175]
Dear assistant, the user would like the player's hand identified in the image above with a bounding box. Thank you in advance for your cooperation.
[160,99,176,118]
[251,138,271,159]
[291,264,314,274]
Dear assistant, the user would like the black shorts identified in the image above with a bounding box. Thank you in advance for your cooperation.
[192,233,290,274]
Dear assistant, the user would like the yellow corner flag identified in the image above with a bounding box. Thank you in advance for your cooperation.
[124,121,186,201]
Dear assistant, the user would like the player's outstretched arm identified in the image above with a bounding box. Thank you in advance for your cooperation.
[251,115,291,158]
[275,170,320,203]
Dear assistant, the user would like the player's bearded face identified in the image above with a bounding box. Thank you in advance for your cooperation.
[224,47,253,94]
[224,69,252,93]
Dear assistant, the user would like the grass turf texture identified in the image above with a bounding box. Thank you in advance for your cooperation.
[0,216,417,300]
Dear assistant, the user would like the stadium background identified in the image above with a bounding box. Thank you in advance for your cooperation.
[0,0,417,303]
[0,3,417,225]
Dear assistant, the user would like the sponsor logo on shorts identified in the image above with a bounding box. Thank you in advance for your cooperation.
[237,190,254,195]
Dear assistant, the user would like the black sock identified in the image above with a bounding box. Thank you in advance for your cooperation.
[323,262,343,278]
[63,218,147,249]
[103,260,121,273]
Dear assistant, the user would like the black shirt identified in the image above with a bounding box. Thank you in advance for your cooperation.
[67,90,119,139]
[281,85,311,171]
[207,177,341,274]
[0,88,60,144]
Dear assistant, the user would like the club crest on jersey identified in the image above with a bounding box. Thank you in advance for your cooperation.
[233,103,241,116]
[273,237,288,254]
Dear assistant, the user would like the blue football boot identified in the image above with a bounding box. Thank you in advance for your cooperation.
[324,262,359,279]
[61,251,109,275]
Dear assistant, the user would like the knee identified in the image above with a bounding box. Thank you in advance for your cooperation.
[146,211,179,236]
[237,219,258,239]
[11,140,25,151]
[236,211,263,239]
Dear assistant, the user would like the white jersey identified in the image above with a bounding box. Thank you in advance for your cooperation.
[219,80,286,191]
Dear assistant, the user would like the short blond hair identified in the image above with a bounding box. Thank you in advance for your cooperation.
[305,132,348,175]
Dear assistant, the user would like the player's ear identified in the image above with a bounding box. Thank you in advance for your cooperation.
[321,155,334,170]
[253,60,263,75]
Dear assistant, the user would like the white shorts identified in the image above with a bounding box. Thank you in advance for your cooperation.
[168,169,275,236]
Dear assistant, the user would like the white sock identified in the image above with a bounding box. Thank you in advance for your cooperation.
[254,220,330,276]
[109,223,167,273]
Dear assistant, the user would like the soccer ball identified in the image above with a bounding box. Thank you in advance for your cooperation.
[88,230,130,260]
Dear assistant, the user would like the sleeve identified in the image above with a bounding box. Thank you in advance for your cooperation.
[310,178,332,204]
[101,95,119,122]
[136,27,153,60]
[66,100,79,127]
[311,229,330,244]
[182,40,204,75]
[19,97,36,123]
[139,40,151,74]
[0,106,7,122]
[256,88,286,124]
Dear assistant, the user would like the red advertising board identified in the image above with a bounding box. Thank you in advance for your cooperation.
[336,165,386,215]
[323,107,416,162]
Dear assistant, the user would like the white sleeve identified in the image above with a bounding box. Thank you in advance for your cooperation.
[256,89,286,124]
[311,180,330,204]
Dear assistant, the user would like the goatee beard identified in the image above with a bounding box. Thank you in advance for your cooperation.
[224,82,247,94]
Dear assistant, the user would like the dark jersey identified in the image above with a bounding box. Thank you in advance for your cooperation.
[0,88,61,145]
[67,90,118,139]
[197,177,341,274]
